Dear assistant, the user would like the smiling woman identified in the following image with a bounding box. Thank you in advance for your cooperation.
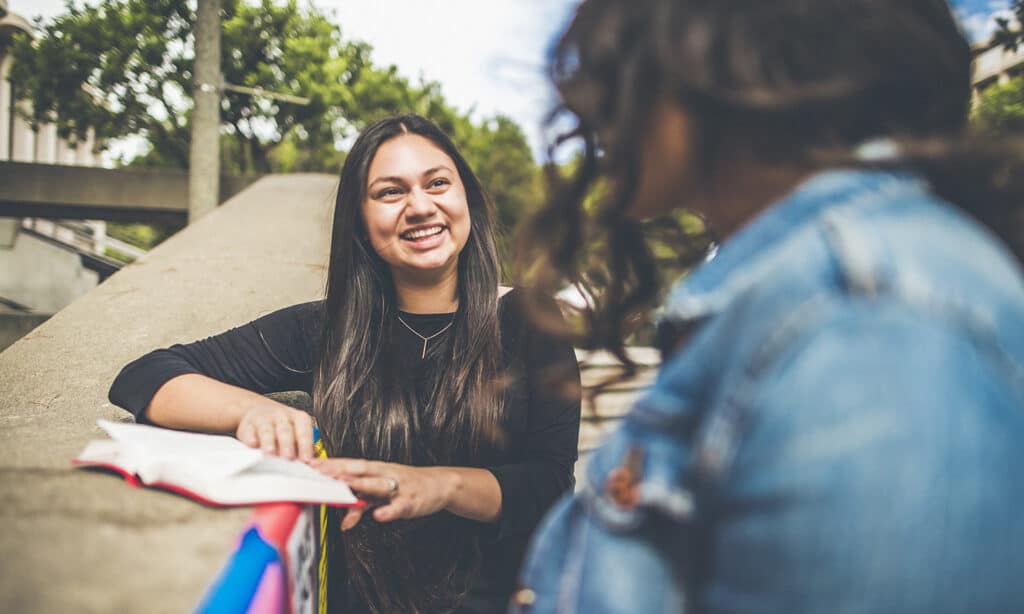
[362,134,472,290]
[107,115,582,614]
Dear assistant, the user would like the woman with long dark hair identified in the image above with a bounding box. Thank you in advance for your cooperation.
[513,1,1024,612]
[109,114,581,613]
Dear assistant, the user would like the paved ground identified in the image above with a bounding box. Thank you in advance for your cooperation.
[0,174,337,613]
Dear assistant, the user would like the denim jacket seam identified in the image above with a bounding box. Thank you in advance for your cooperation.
[823,202,1024,392]
[695,286,1024,489]
[692,291,845,484]
[880,284,1024,397]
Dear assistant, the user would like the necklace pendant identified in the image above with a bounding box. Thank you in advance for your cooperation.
[421,339,427,359]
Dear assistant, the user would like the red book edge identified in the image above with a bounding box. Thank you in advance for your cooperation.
[72,459,365,509]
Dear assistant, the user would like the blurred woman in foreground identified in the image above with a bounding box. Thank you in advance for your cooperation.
[514,0,1024,611]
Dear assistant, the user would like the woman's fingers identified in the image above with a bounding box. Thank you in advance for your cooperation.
[274,415,296,459]
[256,420,277,454]
[237,412,277,454]
[292,412,314,461]
[236,420,258,448]
[341,507,365,531]
[310,458,375,479]
[373,501,406,523]
[344,476,398,499]
[236,406,317,460]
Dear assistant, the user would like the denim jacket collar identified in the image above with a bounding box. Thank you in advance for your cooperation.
[660,169,925,326]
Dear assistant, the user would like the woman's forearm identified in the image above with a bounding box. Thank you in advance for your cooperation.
[146,373,268,433]
[441,466,503,524]
[147,373,316,460]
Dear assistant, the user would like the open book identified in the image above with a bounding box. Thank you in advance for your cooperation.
[74,420,361,507]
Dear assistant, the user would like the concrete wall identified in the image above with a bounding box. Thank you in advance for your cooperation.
[0,171,655,612]
[0,174,336,613]
[0,311,49,351]
[0,225,99,313]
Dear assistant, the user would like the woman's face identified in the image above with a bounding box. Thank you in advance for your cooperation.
[361,134,472,279]
[627,101,698,219]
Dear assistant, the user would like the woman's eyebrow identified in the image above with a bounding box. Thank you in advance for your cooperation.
[422,165,454,177]
[367,166,452,190]
[368,175,407,190]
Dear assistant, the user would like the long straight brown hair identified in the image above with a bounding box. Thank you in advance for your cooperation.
[312,114,504,613]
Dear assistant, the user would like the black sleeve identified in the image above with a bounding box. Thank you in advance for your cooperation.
[487,299,582,540]
[108,301,323,423]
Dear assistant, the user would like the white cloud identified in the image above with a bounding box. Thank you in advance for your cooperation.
[957,2,1016,44]
[304,0,580,157]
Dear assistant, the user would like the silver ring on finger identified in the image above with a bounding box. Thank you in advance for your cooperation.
[386,478,399,496]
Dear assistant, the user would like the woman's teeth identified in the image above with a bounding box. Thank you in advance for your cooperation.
[402,226,444,240]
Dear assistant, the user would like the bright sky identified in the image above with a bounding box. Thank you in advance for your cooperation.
[14,0,581,159]
[10,0,1016,158]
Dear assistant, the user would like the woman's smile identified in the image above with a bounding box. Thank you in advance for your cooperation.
[400,223,449,249]
[362,134,472,278]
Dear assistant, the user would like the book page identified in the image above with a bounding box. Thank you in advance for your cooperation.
[98,419,264,482]
[87,420,358,506]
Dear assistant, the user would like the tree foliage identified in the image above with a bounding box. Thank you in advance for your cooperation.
[971,4,1024,134]
[8,0,540,242]
[994,0,1024,51]
[972,76,1024,135]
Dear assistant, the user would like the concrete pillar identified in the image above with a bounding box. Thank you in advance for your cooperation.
[76,127,96,166]
[0,54,11,162]
[0,218,18,249]
[189,0,222,223]
[57,138,77,165]
[87,220,106,254]
[36,123,58,164]
[11,99,35,163]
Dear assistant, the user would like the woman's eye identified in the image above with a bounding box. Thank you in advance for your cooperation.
[375,187,402,199]
[428,178,450,189]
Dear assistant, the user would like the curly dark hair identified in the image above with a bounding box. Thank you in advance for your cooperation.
[518,0,1024,366]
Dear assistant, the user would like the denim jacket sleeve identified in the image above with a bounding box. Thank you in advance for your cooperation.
[512,297,1024,614]
[511,316,730,614]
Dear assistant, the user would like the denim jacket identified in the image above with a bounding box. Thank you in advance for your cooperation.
[512,170,1024,613]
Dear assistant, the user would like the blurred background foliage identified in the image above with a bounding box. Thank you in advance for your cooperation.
[12,0,1018,288]
[972,77,1024,135]
[8,0,541,254]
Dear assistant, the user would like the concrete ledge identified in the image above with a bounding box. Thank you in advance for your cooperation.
[0,312,49,352]
[0,168,657,611]
[0,162,261,223]
[0,173,336,613]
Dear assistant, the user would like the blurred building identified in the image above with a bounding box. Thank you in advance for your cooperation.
[1,7,129,350]
[971,32,1024,102]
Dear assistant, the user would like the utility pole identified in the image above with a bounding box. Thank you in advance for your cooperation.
[188,0,222,223]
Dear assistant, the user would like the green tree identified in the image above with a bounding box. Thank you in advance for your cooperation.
[9,0,539,250]
[972,77,1024,135]
[9,0,434,174]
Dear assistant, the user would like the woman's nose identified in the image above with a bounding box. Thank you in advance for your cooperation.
[405,188,437,218]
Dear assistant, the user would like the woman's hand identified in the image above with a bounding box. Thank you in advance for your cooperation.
[309,458,458,530]
[235,402,315,461]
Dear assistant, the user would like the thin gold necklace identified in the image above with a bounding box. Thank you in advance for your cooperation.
[396,314,455,359]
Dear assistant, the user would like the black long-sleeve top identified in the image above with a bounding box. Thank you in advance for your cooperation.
[108,288,581,612]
